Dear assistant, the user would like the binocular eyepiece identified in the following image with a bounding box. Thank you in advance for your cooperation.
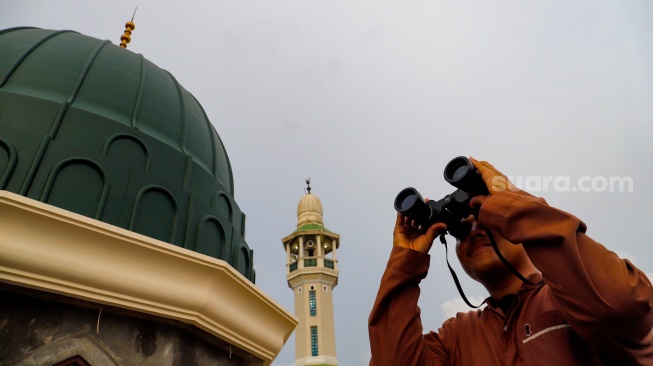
[394,156,489,239]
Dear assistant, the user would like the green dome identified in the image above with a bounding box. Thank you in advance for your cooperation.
[0,27,254,282]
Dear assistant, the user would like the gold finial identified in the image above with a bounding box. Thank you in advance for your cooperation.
[119,7,137,49]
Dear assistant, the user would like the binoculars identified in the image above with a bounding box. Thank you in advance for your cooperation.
[394,156,489,239]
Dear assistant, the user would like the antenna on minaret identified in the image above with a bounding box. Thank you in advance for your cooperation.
[305,178,311,194]
[119,7,137,49]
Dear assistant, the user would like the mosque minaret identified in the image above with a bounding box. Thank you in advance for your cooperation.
[282,180,339,366]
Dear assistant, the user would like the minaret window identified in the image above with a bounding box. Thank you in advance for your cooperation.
[311,326,319,356]
[309,290,317,316]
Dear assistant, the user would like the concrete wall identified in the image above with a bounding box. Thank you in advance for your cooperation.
[0,286,261,366]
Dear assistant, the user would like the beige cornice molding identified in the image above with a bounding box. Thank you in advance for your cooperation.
[281,229,340,244]
[0,191,297,366]
[287,269,339,286]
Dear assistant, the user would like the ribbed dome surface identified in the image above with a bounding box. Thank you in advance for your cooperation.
[0,27,255,282]
[297,193,324,228]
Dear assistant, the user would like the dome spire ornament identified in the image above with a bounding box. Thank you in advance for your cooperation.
[305,177,311,194]
[119,7,137,49]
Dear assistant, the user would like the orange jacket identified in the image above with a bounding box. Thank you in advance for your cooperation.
[369,190,653,365]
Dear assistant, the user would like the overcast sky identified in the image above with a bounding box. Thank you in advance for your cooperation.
[3,1,653,365]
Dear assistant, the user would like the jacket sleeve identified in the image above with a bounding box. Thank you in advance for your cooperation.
[478,190,653,361]
[368,246,451,366]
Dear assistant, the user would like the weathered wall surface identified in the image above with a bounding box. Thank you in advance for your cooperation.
[0,287,261,366]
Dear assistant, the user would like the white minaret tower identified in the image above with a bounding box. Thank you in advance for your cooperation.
[282,180,339,366]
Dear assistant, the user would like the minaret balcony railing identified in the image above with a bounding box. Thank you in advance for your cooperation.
[304,258,318,267]
[288,257,338,274]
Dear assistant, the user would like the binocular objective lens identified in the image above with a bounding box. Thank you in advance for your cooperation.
[399,195,418,211]
[453,165,469,181]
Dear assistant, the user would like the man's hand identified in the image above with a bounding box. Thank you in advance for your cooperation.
[393,213,447,254]
[469,157,515,208]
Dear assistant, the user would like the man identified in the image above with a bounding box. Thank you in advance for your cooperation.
[368,158,653,365]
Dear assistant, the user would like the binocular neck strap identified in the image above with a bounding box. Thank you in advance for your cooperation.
[440,233,544,310]
[487,232,543,286]
[440,235,483,309]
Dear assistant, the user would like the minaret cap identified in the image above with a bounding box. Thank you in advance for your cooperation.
[297,179,323,228]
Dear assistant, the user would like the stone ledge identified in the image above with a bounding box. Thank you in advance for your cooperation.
[0,190,297,366]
